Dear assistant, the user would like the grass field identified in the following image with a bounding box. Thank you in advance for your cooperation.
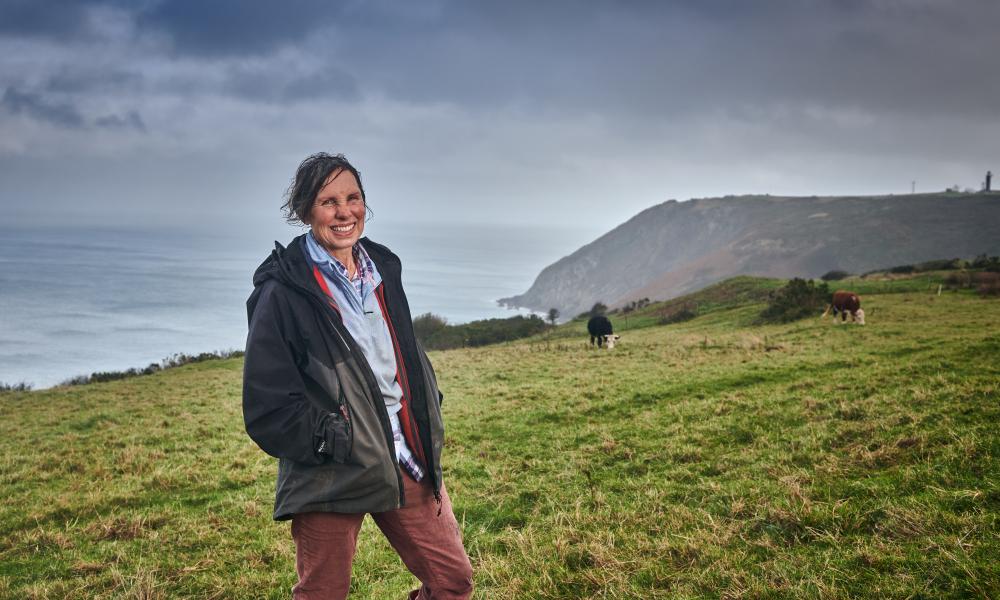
[1,279,998,599]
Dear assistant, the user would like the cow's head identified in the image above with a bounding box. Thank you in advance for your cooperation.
[854,308,865,325]
[604,334,621,349]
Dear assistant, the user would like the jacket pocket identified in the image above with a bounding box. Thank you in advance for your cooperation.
[314,410,352,463]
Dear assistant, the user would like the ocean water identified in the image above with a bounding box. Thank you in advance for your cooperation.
[0,222,598,388]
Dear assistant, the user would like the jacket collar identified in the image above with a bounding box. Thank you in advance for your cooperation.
[253,233,401,294]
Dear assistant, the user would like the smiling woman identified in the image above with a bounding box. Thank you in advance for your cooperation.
[243,153,473,599]
[283,155,369,270]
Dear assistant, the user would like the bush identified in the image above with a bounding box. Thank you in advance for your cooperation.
[820,270,851,281]
[0,381,32,392]
[60,349,244,387]
[975,272,1000,297]
[412,313,449,342]
[914,258,965,272]
[589,302,608,318]
[659,307,697,325]
[889,264,916,274]
[416,314,550,350]
[757,278,830,324]
[944,272,971,289]
[621,298,651,314]
[971,254,1000,272]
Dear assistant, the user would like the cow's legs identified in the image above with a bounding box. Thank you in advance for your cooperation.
[590,335,596,346]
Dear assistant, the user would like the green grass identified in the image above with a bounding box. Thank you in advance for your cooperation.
[2,281,998,598]
[558,276,785,336]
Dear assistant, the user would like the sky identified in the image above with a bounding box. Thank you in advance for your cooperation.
[2,0,998,237]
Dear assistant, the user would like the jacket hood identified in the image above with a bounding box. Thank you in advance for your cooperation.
[252,236,308,289]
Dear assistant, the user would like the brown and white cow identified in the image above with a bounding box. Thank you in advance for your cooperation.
[823,290,865,325]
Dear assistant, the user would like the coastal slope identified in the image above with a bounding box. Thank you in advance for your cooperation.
[501,192,1000,316]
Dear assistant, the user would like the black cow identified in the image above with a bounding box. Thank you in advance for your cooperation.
[587,315,619,348]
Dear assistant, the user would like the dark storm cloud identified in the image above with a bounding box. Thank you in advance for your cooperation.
[134,0,350,56]
[1,87,85,128]
[0,0,136,39]
[252,0,997,119]
[1,0,998,229]
[0,0,95,38]
[6,1,998,119]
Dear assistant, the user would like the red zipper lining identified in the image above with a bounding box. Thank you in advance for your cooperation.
[311,266,341,314]
[375,284,427,467]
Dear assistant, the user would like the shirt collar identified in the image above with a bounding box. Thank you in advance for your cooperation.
[304,231,376,286]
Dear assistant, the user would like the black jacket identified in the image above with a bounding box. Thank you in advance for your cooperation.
[242,235,445,520]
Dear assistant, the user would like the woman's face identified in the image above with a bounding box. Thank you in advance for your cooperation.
[305,169,366,262]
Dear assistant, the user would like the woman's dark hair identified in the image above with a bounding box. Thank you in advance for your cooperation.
[282,153,367,225]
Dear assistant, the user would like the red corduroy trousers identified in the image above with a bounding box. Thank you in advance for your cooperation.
[290,471,473,600]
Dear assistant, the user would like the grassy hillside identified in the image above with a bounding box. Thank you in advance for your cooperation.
[2,281,998,598]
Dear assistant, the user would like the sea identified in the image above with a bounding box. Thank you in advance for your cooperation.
[0,221,600,389]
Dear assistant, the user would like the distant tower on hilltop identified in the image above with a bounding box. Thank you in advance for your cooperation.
[987,170,993,192]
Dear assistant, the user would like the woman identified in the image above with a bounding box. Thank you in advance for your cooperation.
[242,153,473,599]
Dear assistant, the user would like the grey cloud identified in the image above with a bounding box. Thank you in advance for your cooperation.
[2,87,85,128]
[5,1,999,121]
[0,0,94,38]
[222,62,360,104]
[45,68,144,94]
[0,0,137,40]
[1,0,998,233]
[95,110,146,132]
[282,68,361,102]
[134,0,347,56]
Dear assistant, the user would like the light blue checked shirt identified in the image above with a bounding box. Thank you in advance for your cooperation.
[304,232,425,481]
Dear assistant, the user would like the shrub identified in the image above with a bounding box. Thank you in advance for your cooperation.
[944,272,971,289]
[974,272,1000,297]
[659,306,697,325]
[889,264,916,274]
[621,298,652,314]
[60,349,244,387]
[757,278,831,324]
[0,381,32,392]
[416,314,550,350]
[971,254,1000,272]
[821,270,851,281]
[412,313,448,342]
[914,258,965,272]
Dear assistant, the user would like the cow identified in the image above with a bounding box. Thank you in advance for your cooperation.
[587,315,621,348]
[823,290,866,325]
